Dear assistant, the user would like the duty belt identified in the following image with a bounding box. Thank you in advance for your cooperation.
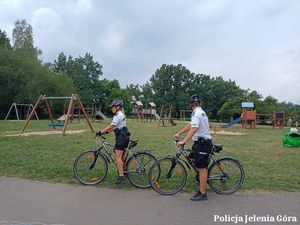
[195,137,212,144]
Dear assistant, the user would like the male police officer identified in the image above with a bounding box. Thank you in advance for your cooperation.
[174,95,212,201]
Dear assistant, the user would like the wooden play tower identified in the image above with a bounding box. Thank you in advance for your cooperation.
[241,102,256,129]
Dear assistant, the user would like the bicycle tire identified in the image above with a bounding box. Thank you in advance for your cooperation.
[73,150,108,185]
[149,157,187,195]
[125,152,157,188]
[208,157,245,194]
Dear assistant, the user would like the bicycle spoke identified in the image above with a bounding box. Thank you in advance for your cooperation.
[149,158,187,195]
[73,151,108,185]
[208,158,244,194]
[126,152,157,188]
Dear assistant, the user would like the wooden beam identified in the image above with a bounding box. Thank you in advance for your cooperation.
[21,95,43,132]
[76,94,95,134]
[45,99,56,130]
[63,94,75,135]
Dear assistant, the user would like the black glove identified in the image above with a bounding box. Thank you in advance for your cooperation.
[96,131,103,136]
[96,130,108,136]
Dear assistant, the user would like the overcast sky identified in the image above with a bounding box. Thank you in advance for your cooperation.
[1,0,299,104]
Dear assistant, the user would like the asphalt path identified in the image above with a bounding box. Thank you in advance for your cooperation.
[0,177,299,225]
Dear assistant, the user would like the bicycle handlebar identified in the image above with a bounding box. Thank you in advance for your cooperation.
[95,132,107,139]
[173,138,184,151]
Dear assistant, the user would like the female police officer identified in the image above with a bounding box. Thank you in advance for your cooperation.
[97,99,130,184]
[174,95,212,201]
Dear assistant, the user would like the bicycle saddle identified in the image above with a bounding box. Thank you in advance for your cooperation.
[129,140,138,149]
[213,144,223,153]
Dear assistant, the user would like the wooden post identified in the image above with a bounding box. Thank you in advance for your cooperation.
[159,105,165,126]
[63,94,74,135]
[45,98,56,129]
[21,95,43,132]
[76,94,95,134]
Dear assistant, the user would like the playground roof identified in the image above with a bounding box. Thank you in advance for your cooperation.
[135,100,143,106]
[149,102,156,107]
[241,102,254,108]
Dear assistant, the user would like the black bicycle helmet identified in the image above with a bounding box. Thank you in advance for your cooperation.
[110,99,124,107]
[189,94,201,104]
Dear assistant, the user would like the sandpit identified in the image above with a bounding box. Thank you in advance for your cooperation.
[5,130,88,137]
[210,130,245,136]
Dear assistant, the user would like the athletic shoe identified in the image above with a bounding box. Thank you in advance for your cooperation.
[115,176,126,184]
[190,191,208,201]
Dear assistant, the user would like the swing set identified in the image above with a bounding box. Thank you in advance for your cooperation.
[21,94,95,135]
[5,103,39,120]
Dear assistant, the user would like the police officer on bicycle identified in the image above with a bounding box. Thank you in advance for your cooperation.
[97,99,131,184]
[174,95,212,201]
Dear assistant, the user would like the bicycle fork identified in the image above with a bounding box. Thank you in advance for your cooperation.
[89,151,99,170]
[166,157,178,178]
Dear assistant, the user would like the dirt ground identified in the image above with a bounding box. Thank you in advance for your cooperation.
[5,129,244,137]
[5,130,88,137]
[211,130,246,136]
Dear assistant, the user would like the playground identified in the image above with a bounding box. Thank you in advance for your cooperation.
[0,119,299,193]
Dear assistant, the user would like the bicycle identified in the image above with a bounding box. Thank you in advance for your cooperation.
[73,134,157,188]
[149,139,245,195]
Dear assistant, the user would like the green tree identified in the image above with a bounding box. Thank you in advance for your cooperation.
[141,81,154,105]
[51,52,103,104]
[149,64,194,117]
[193,76,244,119]
[217,96,244,121]
[0,46,75,118]
[126,84,142,101]
[12,19,41,59]
[93,79,131,115]
[0,29,11,49]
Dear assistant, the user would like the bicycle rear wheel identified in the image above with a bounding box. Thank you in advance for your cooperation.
[208,158,245,194]
[149,157,187,195]
[125,152,157,188]
[73,150,108,185]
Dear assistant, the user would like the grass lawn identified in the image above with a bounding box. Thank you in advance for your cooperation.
[0,119,299,192]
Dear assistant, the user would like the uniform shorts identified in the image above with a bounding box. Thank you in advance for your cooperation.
[191,139,213,169]
[115,134,130,151]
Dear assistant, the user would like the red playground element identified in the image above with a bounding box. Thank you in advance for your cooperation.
[241,102,256,129]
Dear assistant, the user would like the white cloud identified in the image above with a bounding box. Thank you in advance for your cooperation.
[0,0,300,104]
[99,24,122,52]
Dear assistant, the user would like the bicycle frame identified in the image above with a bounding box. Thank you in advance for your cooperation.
[169,144,222,181]
[94,136,150,173]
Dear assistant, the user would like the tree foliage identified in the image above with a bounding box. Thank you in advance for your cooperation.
[0,21,74,118]
[12,19,41,59]
[1,20,299,121]
[51,52,103,104]
[0,29,11,49]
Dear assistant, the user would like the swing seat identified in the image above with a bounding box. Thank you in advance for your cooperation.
[48,123,64,127]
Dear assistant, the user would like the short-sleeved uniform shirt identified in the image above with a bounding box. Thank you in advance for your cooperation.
[111,111,129,151]
[190,107,211,141]
[190,107,212,168]
[111,111,126,129]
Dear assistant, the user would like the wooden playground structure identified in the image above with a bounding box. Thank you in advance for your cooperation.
[158,104,176,127]
[241,102,256,129]
[179,110,192,121]
[21,94,95,135]
[240,102,285,129]
[272,112,285,128]
[132,100,157,122]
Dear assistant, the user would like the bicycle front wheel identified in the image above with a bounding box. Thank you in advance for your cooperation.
[73,150,108,185]
[149,157,187,195]
[125,152,157,188]
[208,158,245,194]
